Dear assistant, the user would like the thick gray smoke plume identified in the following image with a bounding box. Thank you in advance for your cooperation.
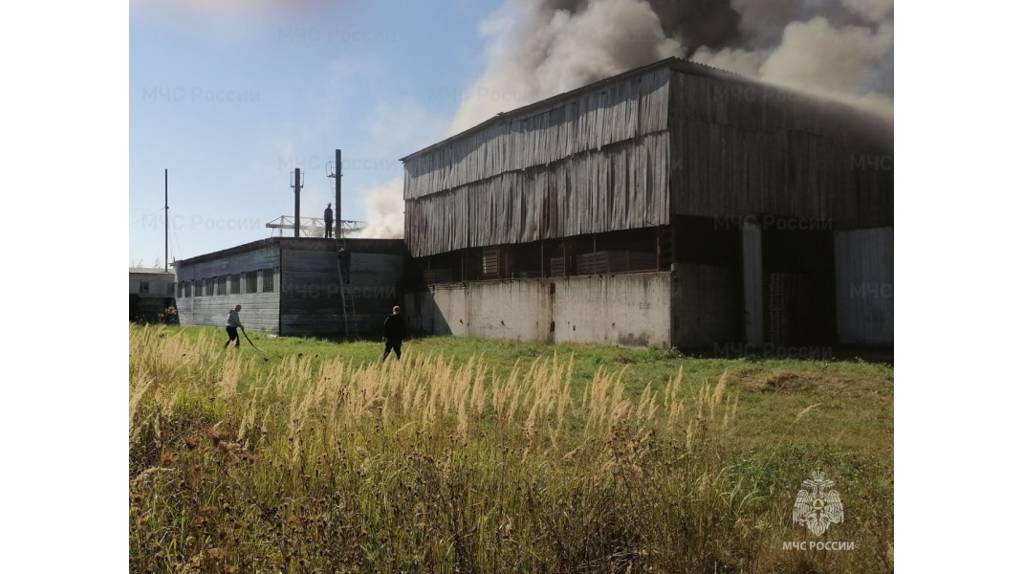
[452,0,893,131]
[694,0,894,117]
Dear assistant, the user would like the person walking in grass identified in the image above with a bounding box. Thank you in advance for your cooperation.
[225,304,243,348]
[382,305,407,361]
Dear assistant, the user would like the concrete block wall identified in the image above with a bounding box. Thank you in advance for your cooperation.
[404,272,673,347]
[404,281,549,341]
[178,289,281,334]
[552,274,671,347]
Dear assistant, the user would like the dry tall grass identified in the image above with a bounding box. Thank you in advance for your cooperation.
[129,326,888,573]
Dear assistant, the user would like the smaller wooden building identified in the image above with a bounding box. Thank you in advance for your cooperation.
[173,238,407,337]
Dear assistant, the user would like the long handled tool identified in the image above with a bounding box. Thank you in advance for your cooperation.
[240,326,267,356]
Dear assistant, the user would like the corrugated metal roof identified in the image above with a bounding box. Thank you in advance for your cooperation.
[129,267,175,275]
[172,238,278,267]
[172,237,407,267]
[399,57,742,162]
[399,56,890,163]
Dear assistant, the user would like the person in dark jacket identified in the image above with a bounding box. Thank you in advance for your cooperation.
[382,305,406,361]
[324,203,334,238]
[225,304,242,348]
[337,246,351,284]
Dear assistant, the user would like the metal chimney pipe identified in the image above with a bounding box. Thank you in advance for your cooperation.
[293,167,301,238]
[164,168,169,271]
[334,149,342,238]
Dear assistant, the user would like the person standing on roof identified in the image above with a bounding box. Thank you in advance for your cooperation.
[324,203,334,239]
[225,304,243,348]
[381,305,407,361]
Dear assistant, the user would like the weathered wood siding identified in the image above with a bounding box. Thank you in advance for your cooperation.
[279,239,406,337]
[834,227,893,345]
[174,243,281,333]
[668,69,893,229]
[741,222,765,346]
[403,59,892,259]
[404,67,673,257]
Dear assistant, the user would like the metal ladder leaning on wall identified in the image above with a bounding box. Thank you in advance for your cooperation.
[335,234,356,338]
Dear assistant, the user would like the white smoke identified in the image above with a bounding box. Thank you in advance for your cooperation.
[762,18,893,116]
[352,101,444,239]
[352,177,404,239]
[694,10,894,119]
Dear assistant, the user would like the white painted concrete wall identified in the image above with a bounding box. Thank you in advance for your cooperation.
[552,274,671,347]
[405,272,672,347]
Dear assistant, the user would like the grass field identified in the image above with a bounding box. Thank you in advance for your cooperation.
[129,325,893,573]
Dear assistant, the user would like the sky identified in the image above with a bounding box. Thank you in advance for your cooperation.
[129,0,501,266]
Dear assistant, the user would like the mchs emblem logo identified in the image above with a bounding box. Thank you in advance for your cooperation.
[792,472,844,536]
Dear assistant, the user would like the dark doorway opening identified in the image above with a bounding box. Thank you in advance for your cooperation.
[762,220,835,346]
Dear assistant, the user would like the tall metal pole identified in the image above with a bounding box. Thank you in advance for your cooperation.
[334,149,342,238]
[293,168,301,238]
[164,169,169,271]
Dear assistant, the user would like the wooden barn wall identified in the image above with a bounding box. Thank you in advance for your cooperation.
[404,68,673,257]
[405,134,670,256]
[834,227,893,345]
[668,71,893,229]
[404,68,671,199]
[279,243,406,337]
[174,245,281,333]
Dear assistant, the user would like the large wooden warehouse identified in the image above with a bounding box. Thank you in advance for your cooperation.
[400,57,893,349]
